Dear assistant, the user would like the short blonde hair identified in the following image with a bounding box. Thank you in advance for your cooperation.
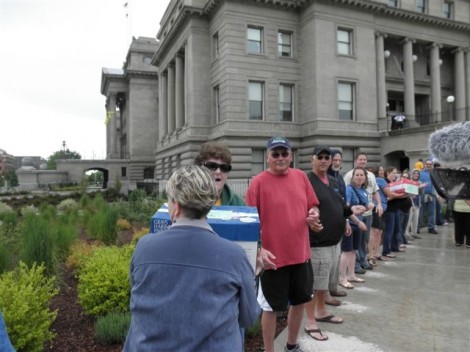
[165,165,218,219]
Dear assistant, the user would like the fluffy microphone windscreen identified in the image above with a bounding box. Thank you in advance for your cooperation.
[428,121,470,168]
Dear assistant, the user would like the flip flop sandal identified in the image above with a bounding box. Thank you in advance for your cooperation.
[315,314,343,324]
[348,277,365,283]
[339,282,354,289]
[304,328,329,341]
[325,299,341,307]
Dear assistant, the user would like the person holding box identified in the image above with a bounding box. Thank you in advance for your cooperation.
[124,166,259,351]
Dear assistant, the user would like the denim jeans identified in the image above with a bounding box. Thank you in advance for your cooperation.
[436,201,445,225]
[355,215,372,269]
[422,194,437,230]
[400,210,410,243]
[383,211,398,255]
[391,210,405,250]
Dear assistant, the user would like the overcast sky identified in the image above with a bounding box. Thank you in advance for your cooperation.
[0,0,170,159]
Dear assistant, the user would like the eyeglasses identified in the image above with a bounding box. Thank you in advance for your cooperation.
[270,151,290,158]
[316,155,331,160]
[203,162,232,173]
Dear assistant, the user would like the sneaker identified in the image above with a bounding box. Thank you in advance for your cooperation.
[412,234,422,239]
[284,343,304,352]
[428,228,438,234]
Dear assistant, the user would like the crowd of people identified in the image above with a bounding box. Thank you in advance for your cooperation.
[122,136,466,352]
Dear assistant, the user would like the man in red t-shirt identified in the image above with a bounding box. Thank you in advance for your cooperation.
[246,136,320,352]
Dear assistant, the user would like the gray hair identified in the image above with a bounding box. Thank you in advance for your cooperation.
[165,165,218,219]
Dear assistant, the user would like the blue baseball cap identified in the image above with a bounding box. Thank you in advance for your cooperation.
[266,136,291,150]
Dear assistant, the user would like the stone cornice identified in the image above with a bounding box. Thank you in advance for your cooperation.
[153,0,470,66]
[322,0,470,32]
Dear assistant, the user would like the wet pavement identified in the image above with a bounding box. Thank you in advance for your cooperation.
[275,224,470,352]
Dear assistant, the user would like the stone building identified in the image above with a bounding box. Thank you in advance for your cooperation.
[105,0,470,181]
[101,37,159,184]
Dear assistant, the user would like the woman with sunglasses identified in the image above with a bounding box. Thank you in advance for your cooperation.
[194,141,245,206]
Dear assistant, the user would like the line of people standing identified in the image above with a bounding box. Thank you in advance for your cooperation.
[122,136,456,352]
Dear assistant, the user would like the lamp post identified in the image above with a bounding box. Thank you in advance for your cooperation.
[447,95,455,121]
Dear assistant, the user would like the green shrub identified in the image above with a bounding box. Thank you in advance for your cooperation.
[20,212,55,276]
[66,242,99,274]
[78,245,133,316]
[94,311,131,345]
[86,204,119,245]
[0,262,58,352]
[0,244,9,273]
[0,221,20,272]
[0,201,14,215]
[52,221,78,262]
[129,189,146,203]
[79,193,90,209]
[114,197,165,223]
[20,205,39,217]
[0,209,18,228]
[57,198,79,212]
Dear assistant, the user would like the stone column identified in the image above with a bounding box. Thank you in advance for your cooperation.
[402,38,416,125]
[453,47,466,121]
[466,49,470,120]
[167,63,176,135]
[107,94,117,158]
[159,71,168,140]
[430,43,442,123]
[175,54,185,131]
[375,32,387,121]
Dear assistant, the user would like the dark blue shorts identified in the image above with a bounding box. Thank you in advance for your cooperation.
[341,224,362,251]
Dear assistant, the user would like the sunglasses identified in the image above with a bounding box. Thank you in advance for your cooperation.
[203,162,232,173]
[316,155,331,160]
[270,151,290,158]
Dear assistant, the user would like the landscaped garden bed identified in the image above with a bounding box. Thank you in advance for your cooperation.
[0,190,285,351]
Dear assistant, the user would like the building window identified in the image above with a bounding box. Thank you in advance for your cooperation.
[248,81,263,120]
[338,82,355,120]
[443,1,453,19]
[342,148,354,172]
[143,167,155,179]
[337,28,353,56]
[212,32,219,58]
[416,0,427,13]
[247,27,263,54]
[387,0,398,7]
[278,31,292,57]
[121,167,127,177]
[251,149,266,176]
[279,84,293,121]
[213,85,220,123]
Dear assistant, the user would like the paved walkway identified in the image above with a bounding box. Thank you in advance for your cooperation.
[275,224,470,352]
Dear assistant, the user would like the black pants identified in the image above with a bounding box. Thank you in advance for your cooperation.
[453,211,470,245]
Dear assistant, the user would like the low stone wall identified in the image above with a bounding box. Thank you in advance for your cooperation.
[16,169,69,191]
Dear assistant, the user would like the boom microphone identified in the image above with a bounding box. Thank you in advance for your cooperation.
[428,121,470,168]
[428,121,470,199]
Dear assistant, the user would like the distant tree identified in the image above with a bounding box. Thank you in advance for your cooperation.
[2,171,19,188]
[86,171,104,185]
[47,149,81,170]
